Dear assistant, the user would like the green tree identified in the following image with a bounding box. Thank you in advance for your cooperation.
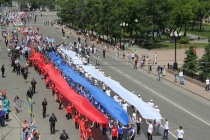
[193,0,210,31]
[183,45,198,73]
[198,44,210,77]
[170,0,198,36]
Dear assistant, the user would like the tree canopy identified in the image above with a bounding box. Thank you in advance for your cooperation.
[56,0,210,44]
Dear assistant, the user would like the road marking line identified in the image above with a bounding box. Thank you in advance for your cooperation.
[124,74,131,78]
[116,69,122,73]
[133,79,141,84]
[143,85,210,126]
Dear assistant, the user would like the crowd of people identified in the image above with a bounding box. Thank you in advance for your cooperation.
[0,9,186,140]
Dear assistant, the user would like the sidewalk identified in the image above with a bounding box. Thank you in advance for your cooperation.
[57,25,210,101]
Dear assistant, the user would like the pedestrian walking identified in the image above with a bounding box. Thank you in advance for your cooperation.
[110,123,118,140]
[65,103,73,120]
[86,122,94,140]
[162,118,169,140]
[172,126,184,140]
[117,123,124,140]
[23,69,28,83]
[174,70,178,82]
[157,66,161,81]
[49,113,57,134]
[154,106,161,135]
[58,94,63,110]
[162,65,166,77]
[179,71,184,85]
[0,107,5,127]
[129,124,136,140]
[22,120,30,140]
[31,78,37,93]
[101,123,107,138]
[80,117,88,138]
[26,87,33,99]
[60,129,69,140]
[134,58,138,69]
[146,119,153,140]
[136,114,142,135]
[14,95,19,114]
[1,65,5,78]
[5,39,8,46]
[103,48,106,58]
[205,77,209,91]
[73,111,80,129]
[42,98,47,118]
[2,105,9,121]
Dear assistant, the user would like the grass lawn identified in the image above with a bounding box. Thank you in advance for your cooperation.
[152,42,208,50]
[186,25,210,38]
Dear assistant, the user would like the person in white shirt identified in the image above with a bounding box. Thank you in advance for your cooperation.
[94,79,98,86]
[179,71,184,85]
[113,95,118,102]
[85,72,89,79]
[121,101,129,113]
[102,83,106,92]
[154,52,158,59]
[105,88,111,96]
[15,58,19,64]
[132,110,136,124]
[148,99,154,107]
[116,97,122,105]
[146,119,153,140]
[205,78,209,91]
[172,126,184,140]
[162,118,169,140]
[88,74,92,83]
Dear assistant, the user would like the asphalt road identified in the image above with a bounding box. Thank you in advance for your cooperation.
[25,12,210,140]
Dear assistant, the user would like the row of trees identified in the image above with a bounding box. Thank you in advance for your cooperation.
[1,0,56,11]
[56,0,210,45]
[183,44,210,78]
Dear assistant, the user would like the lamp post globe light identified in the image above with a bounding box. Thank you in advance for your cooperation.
[170,31,181,70]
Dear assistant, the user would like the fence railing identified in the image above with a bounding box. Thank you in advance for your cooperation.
[167,63,206,83]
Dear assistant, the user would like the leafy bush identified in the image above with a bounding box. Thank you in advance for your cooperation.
[154,36,160,43]
[179,36,190,44]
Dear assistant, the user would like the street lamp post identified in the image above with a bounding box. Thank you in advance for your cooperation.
[120,22,128,51]
[170,31,181,70]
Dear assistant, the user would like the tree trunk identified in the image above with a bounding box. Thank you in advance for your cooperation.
[107,27,109,41]
[199,18,202,32]
[146,31,149,47]
[191,20,195,30]
[184,23,187,36]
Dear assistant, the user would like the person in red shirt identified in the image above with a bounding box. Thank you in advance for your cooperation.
[86,122,94,140]
[81,131,87,140]
[58,94,63,110]
[65,103,73,119]
[80,117,88,138]
[1,88,6,99]
[101,123,108,138]
[111,123,118,140]
[37,27,40,32]
[74,111,80,129]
